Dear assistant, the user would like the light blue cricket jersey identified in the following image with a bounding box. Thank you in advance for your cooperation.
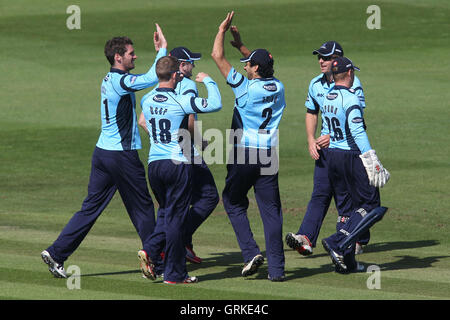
[321,85,371,153]
[175,77,198,97]
[175,77,200,157]
[141,77,221,163]
[305,73,365,136]
[96,48,167,151]
[157,77,200,156]
[226,67,286,149]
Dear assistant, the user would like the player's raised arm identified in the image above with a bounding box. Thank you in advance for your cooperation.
[117,25,168,94]
[154,23,168,51]
[230,25,251,58]
[211,11,234,79]
[185,72,222,113]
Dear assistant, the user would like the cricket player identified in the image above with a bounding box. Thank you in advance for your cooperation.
[320,57,390,273]
[211,12,286,282]
[139,47,219,265]
[41,25,168,278]
[138,56,222,284]
[285,41,370,256]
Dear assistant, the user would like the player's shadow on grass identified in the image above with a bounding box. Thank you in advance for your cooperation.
[187,251,263,281]
[188,251,244,270]
[362,240,440,253]
[299,239,440,260]
[80,270,141,277]
[374,255,450,272]
[283,264,336,280]
[78,251,245,280]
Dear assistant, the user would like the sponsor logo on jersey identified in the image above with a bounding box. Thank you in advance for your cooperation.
[326,93,338,100]
[130,76,137,84]
[352,117,364,123]
[153,94,168,102]
[201,98,208,108]
[263,83,277,92]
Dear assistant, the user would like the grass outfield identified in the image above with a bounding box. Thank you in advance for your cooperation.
[0,0,449,302]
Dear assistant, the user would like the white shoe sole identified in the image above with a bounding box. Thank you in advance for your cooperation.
[286,233,313,256]
[41,250,67,278]
[138,250,156,280]
[242,254,264,277]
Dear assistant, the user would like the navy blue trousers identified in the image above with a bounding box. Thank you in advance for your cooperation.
[184,156,219,248]
[298,148,370,247]
[147,160,193,283]
[222,148,285,278]
[147,157,219,275]
[47,147,156,264]
[324,149,380,265]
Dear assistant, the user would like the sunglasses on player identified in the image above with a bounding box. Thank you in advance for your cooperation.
[317,55,333,61]
[179,59,195,66]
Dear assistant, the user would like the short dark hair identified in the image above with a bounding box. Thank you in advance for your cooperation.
[156,56,180,81]
[104,36,133,65]
[251,60,274,78]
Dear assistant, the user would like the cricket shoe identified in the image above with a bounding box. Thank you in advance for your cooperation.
[268,274,286,282]
[321,239,347,273]
[285,232,313,256]
[164,276,198,284]
[185,245,202,264]
[138,250,156,280]
[242,254,264,277]
[335,262,365,274]
[355,242,364,255]
[41,250,67,278]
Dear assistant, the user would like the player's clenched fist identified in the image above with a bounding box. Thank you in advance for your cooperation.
[195,72,210,82]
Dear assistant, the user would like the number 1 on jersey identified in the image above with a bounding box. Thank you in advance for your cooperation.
[103,99,110,124]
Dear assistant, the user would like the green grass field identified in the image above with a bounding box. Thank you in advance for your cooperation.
[1,0,449,302]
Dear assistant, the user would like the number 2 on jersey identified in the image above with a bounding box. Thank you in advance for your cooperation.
[259,107,272,134]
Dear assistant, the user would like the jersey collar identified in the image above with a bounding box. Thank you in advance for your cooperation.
[110,67,128,74]
[334,85,351,90]
[156,87,176,93]
[253,77,274,81]
[320,73,333,86]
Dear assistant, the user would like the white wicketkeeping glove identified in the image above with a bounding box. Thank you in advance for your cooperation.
[359,149,390,188]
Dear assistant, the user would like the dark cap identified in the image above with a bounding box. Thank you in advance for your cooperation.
[169,47,201,62]
[312,41,344,57]
[331,56,360,74]
[240,49,273,68]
